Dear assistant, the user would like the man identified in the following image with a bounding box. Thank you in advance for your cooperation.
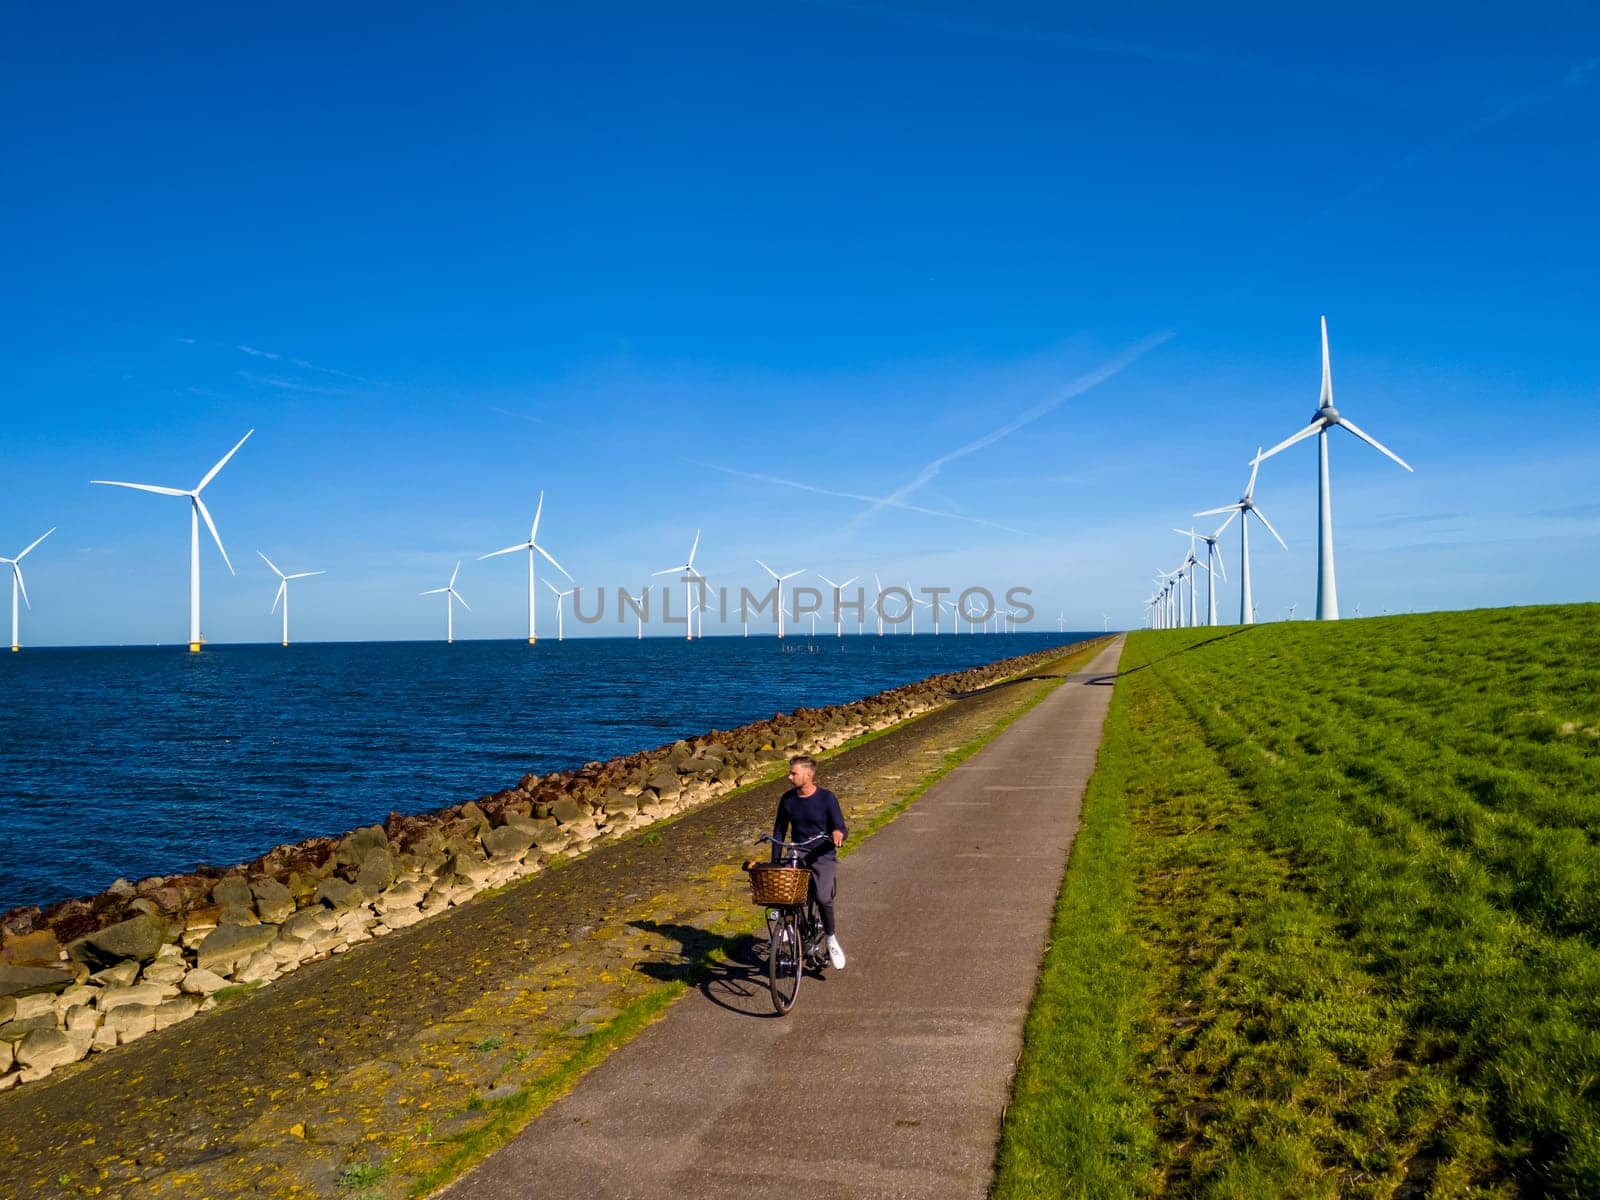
[771,755,848,969]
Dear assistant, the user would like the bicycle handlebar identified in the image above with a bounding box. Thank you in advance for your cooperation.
[757,832,831,852]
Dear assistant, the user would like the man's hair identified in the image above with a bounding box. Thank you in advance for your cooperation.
[789,755,817,771]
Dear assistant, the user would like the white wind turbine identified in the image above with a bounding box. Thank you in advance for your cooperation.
[1254,316,1413,620]
[256,551,324,646]
[93,429,253,652]
[479,491,572,644]
[654,531,704,641]
[543,579,575,642]
[1173,531,1215,628]
[908,584,928,636]
[420,562,470,643]
[1175,525,1229,627]
[873,574,887,636]
[2,527,54,652]
[625,589,647,639]
[756,559,805,638]
[817,574,859,637]
[1195,449,1287,626]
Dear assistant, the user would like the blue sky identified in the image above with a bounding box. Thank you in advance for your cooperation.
[2,3,1597,643]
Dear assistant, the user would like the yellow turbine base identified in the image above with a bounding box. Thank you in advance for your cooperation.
[10,645,18,652]
[189,642,202,653]
[528,637,537,645]
[282,641,289,647]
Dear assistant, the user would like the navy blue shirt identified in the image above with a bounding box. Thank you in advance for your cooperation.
[772,786,847,863]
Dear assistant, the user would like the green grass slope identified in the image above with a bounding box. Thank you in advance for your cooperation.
[994,604,1600,1199]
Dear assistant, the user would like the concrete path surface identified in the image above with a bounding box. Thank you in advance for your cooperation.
[441,637,1124,1200]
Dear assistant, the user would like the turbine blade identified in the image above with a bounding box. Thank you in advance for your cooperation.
[286,571,324,579]
[1336,417,1414,472]
[480,542,530,559]
[652,564,688,577]
[1256,422,1321,464]
[449,560,460,588]
[196,429,254,491]
[256,550,285,578]
[819,575,839,588]
[272,580,285,613]
[194,497,234,574]
[873,572,883,593]
[453,590,471,611]
[1212,510,1239,539]
[755,559,779,579]
[534,542,574,580]
[781,569,804,581]
[91,480,188,497]
[1251,506,1289,549]
[16,528,55,560]
[14,564,30,610]
[543,579,563,595]
[687,529,701,567]
[839,576,859,589]
[1320,315,1333,409]
[530,491,544,541]
[420,587,448,595]
[1194,503,1241,518]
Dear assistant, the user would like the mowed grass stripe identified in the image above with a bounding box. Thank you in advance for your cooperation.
[995,605,1600,1199]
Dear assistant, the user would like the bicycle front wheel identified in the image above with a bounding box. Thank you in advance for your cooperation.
[769,913,803,1014]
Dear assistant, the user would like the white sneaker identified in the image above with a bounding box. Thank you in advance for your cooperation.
[827,935,847,970]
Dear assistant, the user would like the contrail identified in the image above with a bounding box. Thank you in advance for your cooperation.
[848,330,1174,529]
[697,462,1033,535]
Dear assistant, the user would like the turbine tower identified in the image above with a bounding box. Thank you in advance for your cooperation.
[479,491,572,644]
[2,527,54,651]
[1195,449,1287,625]
[817,574,859,637]
[93,429,253,651]
[420,562,470,643]
[543,579,575,642]
[654,531,703,641]
[257,551,324,646]
[1254,316,1413,620]
[756,559,805,638]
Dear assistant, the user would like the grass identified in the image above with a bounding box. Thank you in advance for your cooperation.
[995,604,1600,1199]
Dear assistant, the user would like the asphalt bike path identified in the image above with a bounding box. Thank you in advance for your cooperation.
[441,636,1125,1200]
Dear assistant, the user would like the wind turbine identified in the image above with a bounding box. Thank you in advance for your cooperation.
[654,532,703,641]
[1175,525,1229,627]
[817,574,859,637]
[420,562,470,643]
[256,551,324,646]
[625,588,646,639]
[1254,316,1413,620]
[479,491,572,644]
[543,579,575,642]
[756,559,805,638]
[907,584,926,636]
[2,527,54,651]
[92,429,253,652]
[873,574,887,636]
[1195,449,1287,625]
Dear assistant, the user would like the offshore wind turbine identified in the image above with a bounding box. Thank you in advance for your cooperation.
[756,558,804,638]
[625,588,646,639]
[1254,316,1414,620]
[1195,449,1287,625]
[479,491,572,644]
[2,527,54,651]
[256,551,324,646]
[543,579,575,642]
[817,574,859,637]
[420,562,470,643]
[92,429,253,652]
[654,531,703,641]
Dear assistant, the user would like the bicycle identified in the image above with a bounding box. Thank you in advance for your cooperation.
[744,832,831,1015]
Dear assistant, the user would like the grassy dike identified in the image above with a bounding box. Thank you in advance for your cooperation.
[994,604,1600,1199]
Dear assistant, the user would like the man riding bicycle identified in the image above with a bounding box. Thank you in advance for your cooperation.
[771,755,847,969]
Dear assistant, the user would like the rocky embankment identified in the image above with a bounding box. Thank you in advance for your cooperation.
[0,642,1092,1090]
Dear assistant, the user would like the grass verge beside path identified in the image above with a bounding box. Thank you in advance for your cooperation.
[995,604,1600,1199]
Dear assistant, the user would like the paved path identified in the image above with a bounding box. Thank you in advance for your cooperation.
[442,637,1124,1200]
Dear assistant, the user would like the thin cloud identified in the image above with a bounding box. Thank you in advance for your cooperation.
[850,330,1173,528]
[699,462,1032,536]
[1527,502,1600,521]
[237,345,282,361]
[488,405,545,425]
[238,371,351,396]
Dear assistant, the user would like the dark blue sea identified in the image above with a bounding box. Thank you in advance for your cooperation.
[0,632,1090,913]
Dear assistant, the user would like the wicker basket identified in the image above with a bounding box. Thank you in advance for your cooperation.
[749,864,811,906]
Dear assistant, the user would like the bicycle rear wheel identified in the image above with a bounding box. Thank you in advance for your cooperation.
[768,912,802,1014]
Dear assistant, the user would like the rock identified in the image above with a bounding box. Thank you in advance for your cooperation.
[141,959,186,986]
[0,930,62,967]
[280,908,337,941]
[482,824,535,861]
[336,824,389,867]
[178,968,229,996]
[211,877,255,908]
[313,878,364,910]
[195,923,277,973]
[378,907,425,931]
[234,951,279,984]
[12,994,58,1022]
[217,903,261,927]
[0,1040,10,1071]
[647,766,681,797]
[89,960,140,988]
[0,1014,57,1040]
[251,878,295,923]
[57,984,96,1008]
[106,1004,157,1045]
[184,904,222,932]
[375,881,425,914]
[64,1005,100,1034]
[153,997,200,1030]
[549,798,591,825]
[356,848,397,895]
[502,812,541,836]
[98,983,176,1012]
[16,1028,80,1080]
[67,912,169,970]
[0,964,75,999]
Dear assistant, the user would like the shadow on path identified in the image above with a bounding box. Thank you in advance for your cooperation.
[629,921,780,1019]
[1086,627,1256,685]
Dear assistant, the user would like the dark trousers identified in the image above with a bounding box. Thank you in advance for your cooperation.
[808,852,838,937]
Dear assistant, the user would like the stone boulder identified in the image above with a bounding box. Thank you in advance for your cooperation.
[313,878,364,911]
[482,825,535,862]
[356,847,398,895]
[69,913,169,970]
[0,965,75,1000]
[195,923,277,974]
[211,877,255,909]
[0,930,61,967]
[16,1028,81,1081]
[250,878,295,924]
